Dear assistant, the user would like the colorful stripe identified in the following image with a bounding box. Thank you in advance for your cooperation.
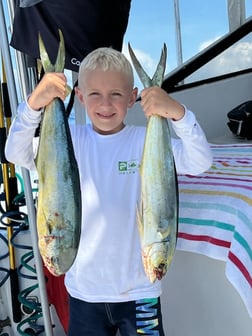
[177,144,252,318]
[178,232,231,248]
[228,252,252,287]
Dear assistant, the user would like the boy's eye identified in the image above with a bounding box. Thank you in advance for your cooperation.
[112,92,122,97]
[89,92,99,96]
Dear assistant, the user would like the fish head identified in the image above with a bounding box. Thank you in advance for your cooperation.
[41,245,77,276]
[42,255,64,277]
[142,241,169,283]
[38,223,79,276]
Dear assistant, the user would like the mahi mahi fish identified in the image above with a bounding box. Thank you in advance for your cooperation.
[129,43,178,283]
[36,30,81,276]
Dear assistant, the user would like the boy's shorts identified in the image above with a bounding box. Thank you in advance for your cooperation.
[68,295,165,335]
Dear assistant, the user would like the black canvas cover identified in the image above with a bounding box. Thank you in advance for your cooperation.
[10,0,131,72]
[227,101,252,139]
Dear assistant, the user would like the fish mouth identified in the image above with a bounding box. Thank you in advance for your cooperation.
[154,263,166,281]
[43,254,70,276]
[142,243,169,282]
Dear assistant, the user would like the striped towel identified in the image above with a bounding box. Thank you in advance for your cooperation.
[177,144,252,318]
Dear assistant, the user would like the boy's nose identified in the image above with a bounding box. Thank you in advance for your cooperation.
[100,96,112,106]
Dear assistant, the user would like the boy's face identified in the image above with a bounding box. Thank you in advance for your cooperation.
[75,69,137,135]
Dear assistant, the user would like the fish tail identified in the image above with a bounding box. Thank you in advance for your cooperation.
[38,29,65,73]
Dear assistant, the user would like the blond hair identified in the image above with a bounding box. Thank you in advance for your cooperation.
[78,47,134,88]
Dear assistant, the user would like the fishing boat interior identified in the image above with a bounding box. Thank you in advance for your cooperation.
[0,1,252,335]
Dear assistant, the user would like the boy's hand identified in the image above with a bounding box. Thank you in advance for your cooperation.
[140,86,185,121]
[28,73,67,111]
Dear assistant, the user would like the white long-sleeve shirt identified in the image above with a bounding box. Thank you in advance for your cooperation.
[5,101,212,302]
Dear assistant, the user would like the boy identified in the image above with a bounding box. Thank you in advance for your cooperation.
[5,47,212,335]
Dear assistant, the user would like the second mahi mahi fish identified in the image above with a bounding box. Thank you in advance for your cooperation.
[36,30,81,276]
[129,43,178,283]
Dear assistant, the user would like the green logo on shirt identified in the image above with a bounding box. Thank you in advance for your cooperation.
[118,160,140,174]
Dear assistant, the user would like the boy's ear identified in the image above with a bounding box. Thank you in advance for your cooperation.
[128,87,138,108]
[75,87,85,106]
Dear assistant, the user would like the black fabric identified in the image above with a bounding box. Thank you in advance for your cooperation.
[11,0,131,72]
[227,101,252,139]
[19,0,42,7]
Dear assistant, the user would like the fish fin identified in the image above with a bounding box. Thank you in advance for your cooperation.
[128,43,167,88]
[38,32,55,72]
[38,29,65,73]
[152,44,167,87]
[66,84,72,97]
[54,29,65,73]
[128,43,152,88]
[157,230,170,241]
[136,201,144,239]
[157,219,171,240]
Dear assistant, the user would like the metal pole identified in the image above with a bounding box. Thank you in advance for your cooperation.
[173,0,183,66]
[0,1,54,335]
[227,0,246,31]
